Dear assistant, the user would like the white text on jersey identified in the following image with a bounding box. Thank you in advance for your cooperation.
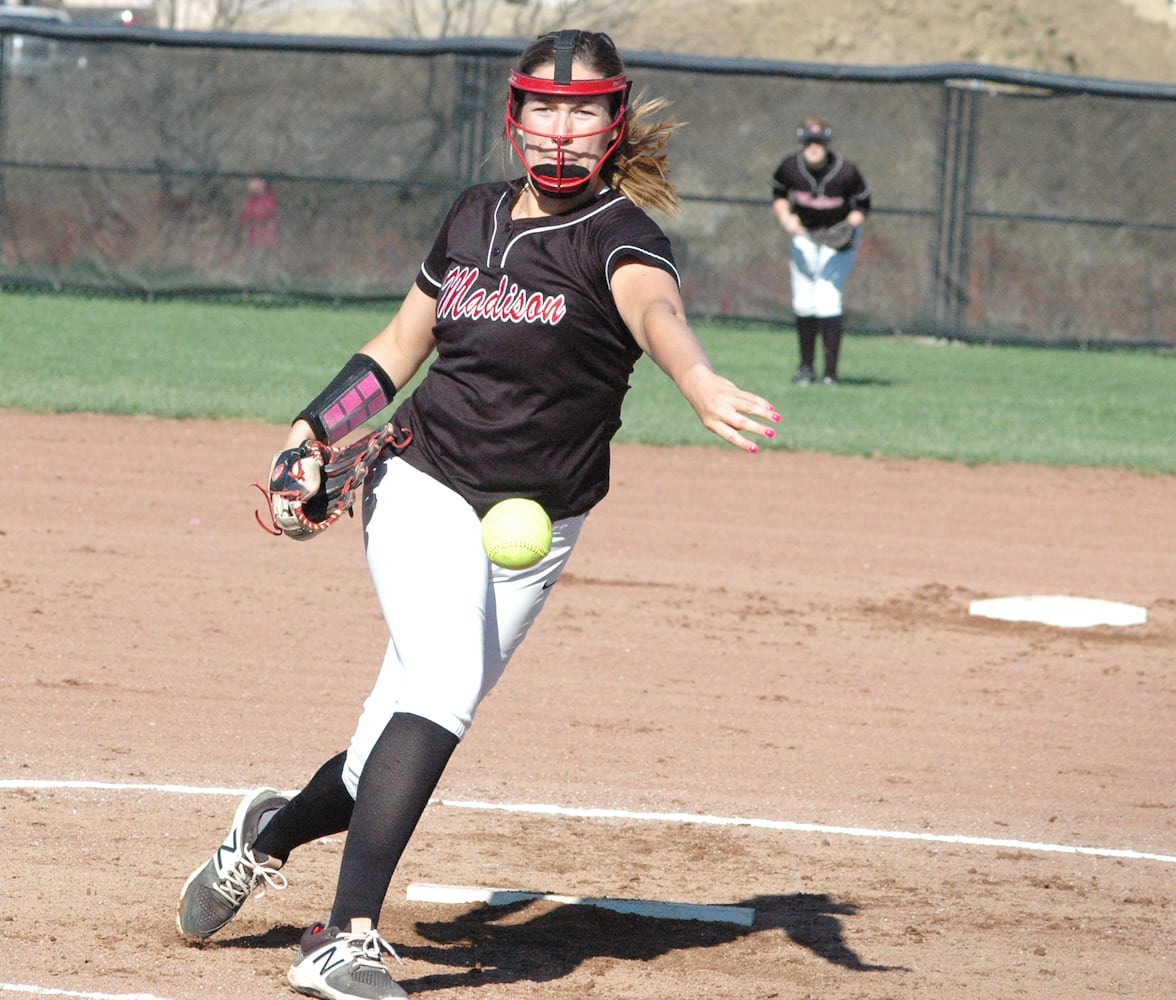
[437,267,567,325]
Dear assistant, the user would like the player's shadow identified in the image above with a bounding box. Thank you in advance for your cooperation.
[215,890,907,990]
[392,891,907,992]
[213,923,305,950]
[812,375,892,388]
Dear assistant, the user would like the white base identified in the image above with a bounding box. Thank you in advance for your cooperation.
[968,595,1147,628]
[406,882,755,926]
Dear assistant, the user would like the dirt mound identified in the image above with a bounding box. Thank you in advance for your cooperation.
[630,0,1176,84]
[243,0,1176,85]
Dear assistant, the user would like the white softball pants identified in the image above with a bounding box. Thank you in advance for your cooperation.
[790,232,860,317]
[342,456,584,796]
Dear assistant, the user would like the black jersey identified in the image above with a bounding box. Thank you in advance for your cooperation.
[393,179,679,521]
[771,151,871,230]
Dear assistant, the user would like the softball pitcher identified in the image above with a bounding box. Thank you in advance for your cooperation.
[772,116,872,386]
[177,29,780,1000]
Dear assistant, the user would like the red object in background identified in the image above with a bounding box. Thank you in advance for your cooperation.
[239,180,279,250]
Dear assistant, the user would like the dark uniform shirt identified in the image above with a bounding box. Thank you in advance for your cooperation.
[393,179,679,521]
[771,151,871,230]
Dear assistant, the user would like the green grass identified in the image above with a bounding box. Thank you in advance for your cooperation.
[1,293,390,420]
[621,328,1176,472]
[2,291,1173,473]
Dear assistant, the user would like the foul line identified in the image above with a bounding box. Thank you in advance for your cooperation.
[0,985,170,1000]
[438,798,1176,864]
[2,779,1173,865]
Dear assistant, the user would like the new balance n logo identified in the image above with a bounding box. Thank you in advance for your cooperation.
[215,830,240,872]
[312,942,347,976]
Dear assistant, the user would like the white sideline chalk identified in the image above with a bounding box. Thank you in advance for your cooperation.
[968,595,1147,628]
[406,882,755,926]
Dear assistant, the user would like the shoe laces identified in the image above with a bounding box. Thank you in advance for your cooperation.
[343,925,403,968]
[213,847,288,907]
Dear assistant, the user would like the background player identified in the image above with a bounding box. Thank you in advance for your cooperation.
[238,175,280,277]
[771,116,871,386]
[177,29,780,1000]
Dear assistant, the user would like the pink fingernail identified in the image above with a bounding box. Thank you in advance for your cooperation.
[765,428,776,438]
[771,411,781,422]
[749,443,759,454]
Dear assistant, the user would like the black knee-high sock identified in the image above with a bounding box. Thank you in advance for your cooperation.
[820,315,843,378]
[328,713,459,928]
[796,315,819,369]
[253,750,355,864]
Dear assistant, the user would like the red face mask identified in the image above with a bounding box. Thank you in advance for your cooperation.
[506,69,630,198]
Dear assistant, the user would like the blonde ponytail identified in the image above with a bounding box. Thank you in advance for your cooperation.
[607,93,681,216]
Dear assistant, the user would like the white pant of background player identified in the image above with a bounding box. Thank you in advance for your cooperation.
[789,230,860,317]
[343,456,584,796]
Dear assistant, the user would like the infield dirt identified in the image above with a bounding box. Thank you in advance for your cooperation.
[3,410,1173,999]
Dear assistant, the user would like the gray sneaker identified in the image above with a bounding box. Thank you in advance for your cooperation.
[176,787,289,940]
[287,919,407,1000]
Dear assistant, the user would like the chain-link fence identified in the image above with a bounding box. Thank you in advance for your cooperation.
[2,20,1174,346]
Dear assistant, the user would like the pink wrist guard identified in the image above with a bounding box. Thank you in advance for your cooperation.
[297,353,396,444]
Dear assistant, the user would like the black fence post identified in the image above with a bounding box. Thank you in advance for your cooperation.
[455,52,498,192]
[0,33,8,266]
[930,81,981,338]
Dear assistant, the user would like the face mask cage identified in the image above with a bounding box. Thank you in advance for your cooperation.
[797,124,833,147]
[506,69,630,197]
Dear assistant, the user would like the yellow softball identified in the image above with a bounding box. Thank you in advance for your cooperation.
[480,498,552,570]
